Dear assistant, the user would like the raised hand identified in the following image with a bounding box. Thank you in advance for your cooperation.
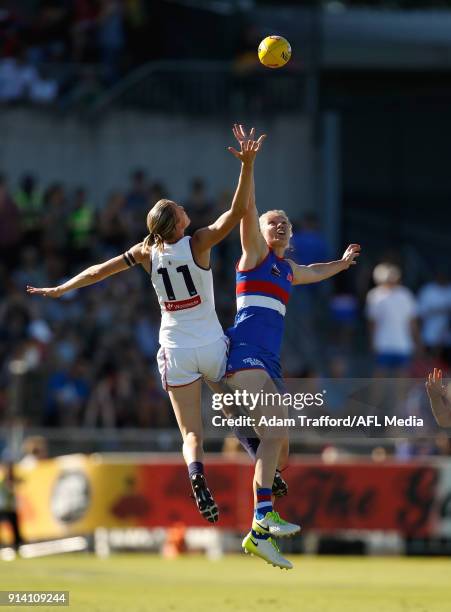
[232,123,255,146]
[228,124,266,164]
[426,368,446,401]
[341,244,361,269]
[26,285,65,298]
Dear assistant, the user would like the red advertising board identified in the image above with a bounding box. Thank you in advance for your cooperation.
[4,456,446,541]
[132,461,437,536]
[274,462,438,537]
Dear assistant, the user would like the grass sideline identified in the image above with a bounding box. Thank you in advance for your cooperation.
[1,553,450,612]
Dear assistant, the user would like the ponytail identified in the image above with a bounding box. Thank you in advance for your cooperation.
[142,233,152,251]
[143,232,164,252]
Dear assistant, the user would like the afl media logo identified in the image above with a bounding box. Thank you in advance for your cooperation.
[51,470,90,523]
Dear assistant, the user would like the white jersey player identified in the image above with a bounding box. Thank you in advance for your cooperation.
[151,234,227,389]
[27,131,266,523]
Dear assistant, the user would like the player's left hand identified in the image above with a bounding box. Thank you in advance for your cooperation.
[26,285,64,298]
[341,244,361,269]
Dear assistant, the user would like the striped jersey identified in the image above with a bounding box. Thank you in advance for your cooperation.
[150,236,224,348]
[229,249,293,355]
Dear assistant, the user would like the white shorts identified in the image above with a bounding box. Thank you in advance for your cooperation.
[157,336,229,390]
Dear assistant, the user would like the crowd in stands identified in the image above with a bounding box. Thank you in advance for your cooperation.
[0,1,252,106]
[0,169,450,461]
[0,0,125,103]
[0,0,186,104]
[0,169,242,431]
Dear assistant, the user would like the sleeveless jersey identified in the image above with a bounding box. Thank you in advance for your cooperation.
[228,249,293,356]
[151,236,224,348]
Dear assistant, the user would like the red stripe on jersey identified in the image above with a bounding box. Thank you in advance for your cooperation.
[164,295,201,311]
[257,494,272,502]
[236,281,290,305]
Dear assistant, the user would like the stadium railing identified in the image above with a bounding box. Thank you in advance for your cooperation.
[88,60,306,117]
[0,59,306,115]
[0,425,419,457]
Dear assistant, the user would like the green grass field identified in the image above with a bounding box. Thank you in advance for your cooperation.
[1,554,450,612]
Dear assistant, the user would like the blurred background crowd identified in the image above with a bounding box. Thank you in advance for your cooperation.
[0,169,450,437]
[1,0,450,461]
[0,0,264,106]
[5,0,451,108]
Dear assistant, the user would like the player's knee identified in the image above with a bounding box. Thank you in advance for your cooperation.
[183,430,202,449]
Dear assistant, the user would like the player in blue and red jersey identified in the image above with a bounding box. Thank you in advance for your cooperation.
[227,240,293,382]
[226,125,361,569]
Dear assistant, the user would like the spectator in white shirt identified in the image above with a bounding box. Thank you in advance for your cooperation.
[417,272,451,359]
[366,263,420,375]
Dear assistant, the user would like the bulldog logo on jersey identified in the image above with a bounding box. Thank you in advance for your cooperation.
[243,357,265,368]
[271,264,281,277]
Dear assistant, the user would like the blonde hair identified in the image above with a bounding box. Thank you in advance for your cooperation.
[259,209,293,236]
[258,209,293,253]
[143,199,178,252]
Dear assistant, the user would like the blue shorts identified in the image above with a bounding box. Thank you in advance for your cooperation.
[226,341,283,388]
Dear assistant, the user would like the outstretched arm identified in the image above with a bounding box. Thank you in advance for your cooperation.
[426,368,451,427]
[27,243,149,298]
[287,243,361,285]
[191,130,266,254]
[234,125,268,269]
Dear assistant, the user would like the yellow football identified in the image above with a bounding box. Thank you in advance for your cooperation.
[258,35,292,69]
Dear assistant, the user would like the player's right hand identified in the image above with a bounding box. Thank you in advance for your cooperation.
[426,368,446,400]
[26,285,64,298]
[232,124,256,146]
[228,124,266,164]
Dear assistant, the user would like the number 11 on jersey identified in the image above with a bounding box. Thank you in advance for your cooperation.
[157,265,198,301]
